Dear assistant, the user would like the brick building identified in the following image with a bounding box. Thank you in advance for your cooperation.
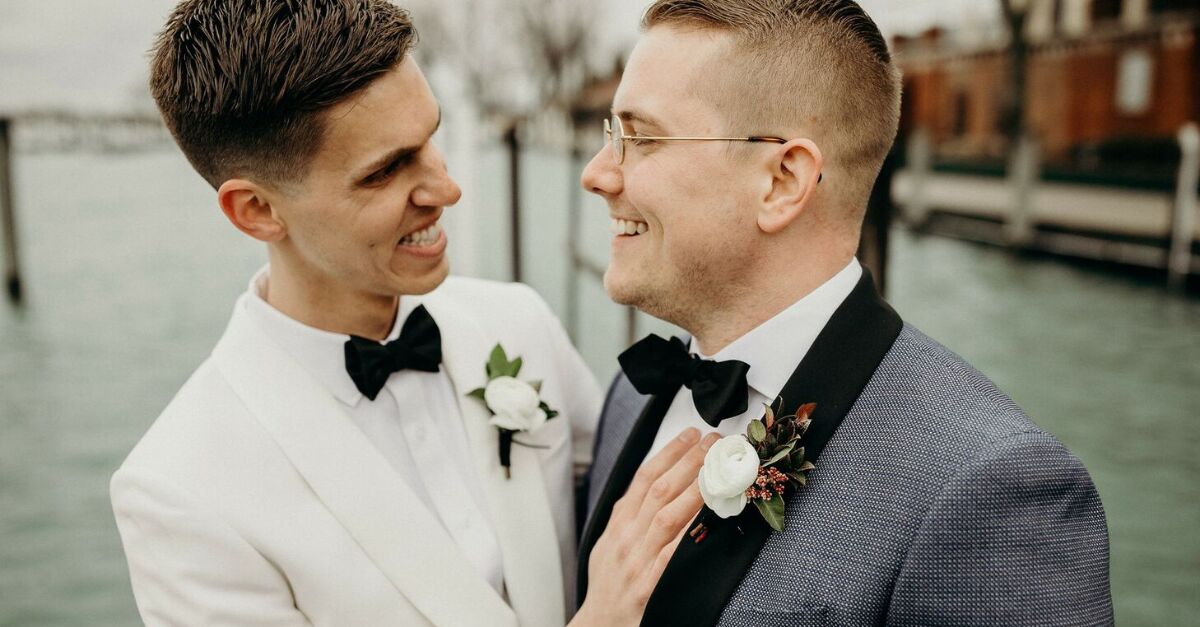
[896,0,1199,172]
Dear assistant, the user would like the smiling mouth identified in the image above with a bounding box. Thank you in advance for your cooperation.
[610,218,648,237]
[400,221,443,247]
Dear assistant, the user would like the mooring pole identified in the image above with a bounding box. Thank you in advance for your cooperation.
[1168,122,1199,291]
[1007,133,1039,248]
[905,128,931,225]
[0,117,22,304]
[565,140,584,343]
[505,123,523,283]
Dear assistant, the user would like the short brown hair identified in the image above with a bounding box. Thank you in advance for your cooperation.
[643,0,901,208]
[150,0,417,188]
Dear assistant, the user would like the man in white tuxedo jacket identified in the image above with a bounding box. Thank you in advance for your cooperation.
[111,1,716,625]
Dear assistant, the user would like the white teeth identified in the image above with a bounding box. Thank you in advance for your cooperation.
[400,222,442,246]
[610,218,648,236]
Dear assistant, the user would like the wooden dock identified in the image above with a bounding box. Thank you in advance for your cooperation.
[894,126,1200,285]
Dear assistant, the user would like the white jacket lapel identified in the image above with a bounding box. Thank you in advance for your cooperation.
[211,298,515,627]
[424,295,566,627]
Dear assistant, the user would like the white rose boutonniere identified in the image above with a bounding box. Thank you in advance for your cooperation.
[698,435,761,518]
[483,376,548,432]
[695,401,817,534]
[467,344,558,478]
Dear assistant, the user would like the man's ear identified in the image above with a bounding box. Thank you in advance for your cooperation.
[758,138,823,234]
[217,178,287,243]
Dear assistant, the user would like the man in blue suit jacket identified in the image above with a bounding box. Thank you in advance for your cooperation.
[575,1,1113,625]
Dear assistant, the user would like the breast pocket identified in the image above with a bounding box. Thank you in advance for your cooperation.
[721,605,830,627]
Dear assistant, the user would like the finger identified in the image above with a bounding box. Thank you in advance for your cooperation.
[633,477,705,570]
[630,432,717,530]
[638,473,700,557]
[612,428,700,523]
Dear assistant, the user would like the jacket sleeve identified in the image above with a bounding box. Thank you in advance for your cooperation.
[111,467,312,627]
[886,430,1114,626]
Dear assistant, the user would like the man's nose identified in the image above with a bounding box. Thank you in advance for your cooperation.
[413,144,462,207]
[580,142,622,199]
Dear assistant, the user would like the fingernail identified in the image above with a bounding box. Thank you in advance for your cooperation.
[678,428,700,443]
[700,433,721,450]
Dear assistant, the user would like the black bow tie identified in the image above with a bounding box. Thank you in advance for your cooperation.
[344,305,442,401]
[618,334,750,427]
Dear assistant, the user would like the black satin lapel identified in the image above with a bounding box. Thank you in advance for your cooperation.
[641,270,904,627]
[576,386,680,606]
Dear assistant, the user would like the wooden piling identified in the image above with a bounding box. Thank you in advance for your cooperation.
[0,117,22,304]
[904,129,931,225]
[1168,123,1199,291]
[505,123,523,283]
[565,142,584,343]
[1006,134,1039,247]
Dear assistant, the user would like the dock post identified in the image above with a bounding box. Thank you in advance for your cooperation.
[0,117,22,304]
[1006,133,1038,247]
[1168,122,1199,291]
[565,140,584,343]
[905,128,931,225]
[505,123,523,283]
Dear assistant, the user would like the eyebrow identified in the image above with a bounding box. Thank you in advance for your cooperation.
[614,108,666,132]
[356,107,443,180]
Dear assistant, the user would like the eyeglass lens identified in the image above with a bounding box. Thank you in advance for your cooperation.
[605,116,624,164]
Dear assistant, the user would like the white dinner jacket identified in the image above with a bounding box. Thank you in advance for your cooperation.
[112,277,600,626]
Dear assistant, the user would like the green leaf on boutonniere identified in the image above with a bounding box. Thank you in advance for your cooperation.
[753,494,786,532]
[790,446,806,466]
[777,419,796,443]
[787,472,808,487]
[762,404,776,430]
[763,441,796,466]
[487,345,509,379]
[486,344,525,379]
[466,387,487,402]
[747,420,766,445]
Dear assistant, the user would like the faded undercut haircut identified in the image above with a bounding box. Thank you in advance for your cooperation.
[643,0,901,208]
[150,0,417,189]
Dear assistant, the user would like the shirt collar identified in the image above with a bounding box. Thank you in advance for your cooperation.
[242,266,420,407]
[695,259,862,404]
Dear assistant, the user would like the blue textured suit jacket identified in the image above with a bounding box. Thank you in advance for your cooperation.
[579,274,1112,626]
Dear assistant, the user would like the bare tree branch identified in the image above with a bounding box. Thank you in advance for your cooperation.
[407,0,596,123]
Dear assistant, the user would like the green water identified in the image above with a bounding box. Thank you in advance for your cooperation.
[0,150,1197,625]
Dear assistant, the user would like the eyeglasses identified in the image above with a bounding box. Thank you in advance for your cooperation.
[603,115,787,165]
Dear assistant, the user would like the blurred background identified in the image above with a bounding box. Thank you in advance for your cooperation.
[1,0,1197,624]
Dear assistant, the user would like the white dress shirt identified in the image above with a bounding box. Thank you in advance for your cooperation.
[646,259,863,458]
[243,270,506,595]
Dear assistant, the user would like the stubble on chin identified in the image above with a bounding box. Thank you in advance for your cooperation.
[602,269,640,308]
[603,260,710,332]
